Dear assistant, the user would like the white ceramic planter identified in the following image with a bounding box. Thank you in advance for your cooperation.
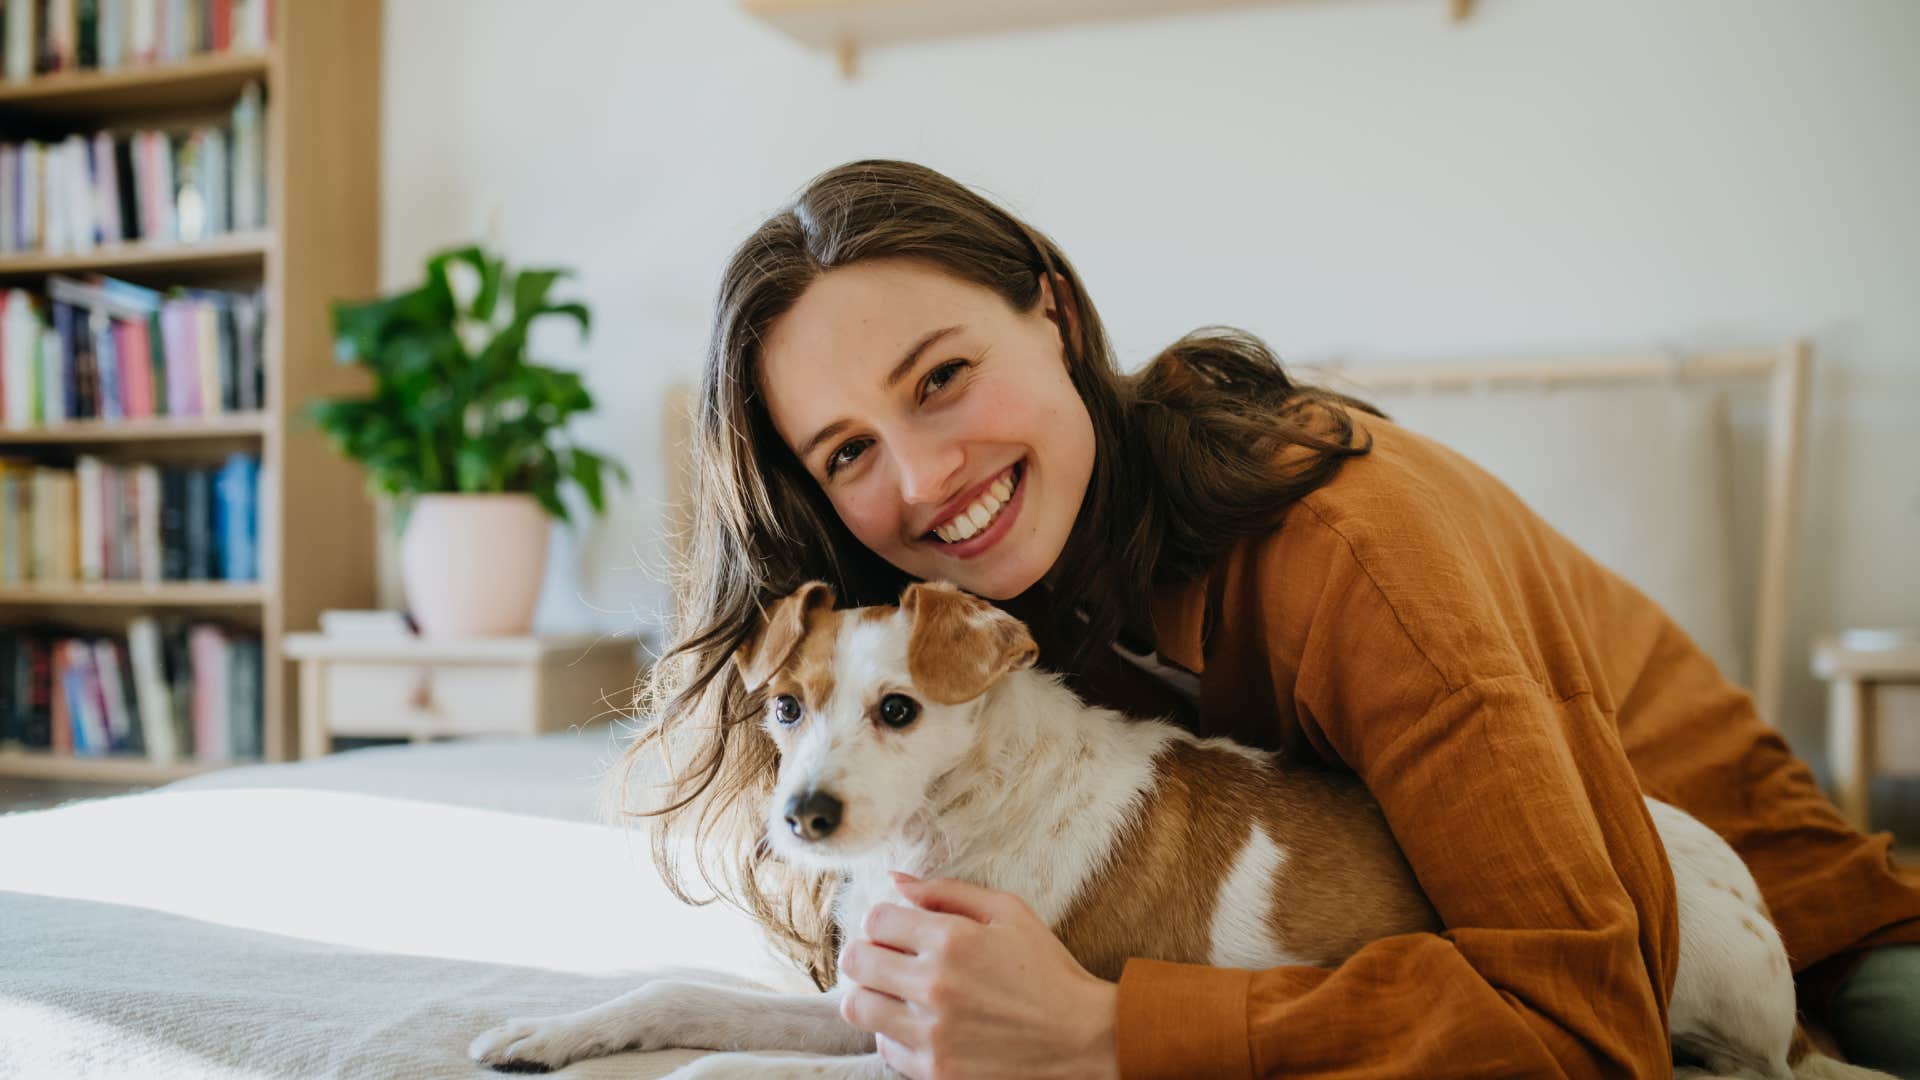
[399,493,551,637]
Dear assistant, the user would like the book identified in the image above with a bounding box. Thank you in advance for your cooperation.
[213,452,255,581]
[91,637,135,751]
[188,622,227,763]
[127,615,178,764]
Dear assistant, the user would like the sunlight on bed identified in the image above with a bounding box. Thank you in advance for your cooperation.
[0,787,792,983]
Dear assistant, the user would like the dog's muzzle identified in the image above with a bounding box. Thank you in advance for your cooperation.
[783,790,843,841]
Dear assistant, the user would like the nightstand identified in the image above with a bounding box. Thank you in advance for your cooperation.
[1813,631,1920,831]
[284,633,643,758]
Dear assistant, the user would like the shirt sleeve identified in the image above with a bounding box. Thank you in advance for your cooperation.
[1116,518,1680,1078]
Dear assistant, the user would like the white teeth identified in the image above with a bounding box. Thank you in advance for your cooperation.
[933,466,1019,545]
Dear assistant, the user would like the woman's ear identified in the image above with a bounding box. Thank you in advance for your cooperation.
[1039,272,1081,346]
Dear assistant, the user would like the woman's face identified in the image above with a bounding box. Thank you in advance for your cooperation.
[757,258,1096,601]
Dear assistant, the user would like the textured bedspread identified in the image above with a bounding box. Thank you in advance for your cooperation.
[0,729,812,1078]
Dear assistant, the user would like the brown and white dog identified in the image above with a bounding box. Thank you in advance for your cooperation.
[472,581,1876,1080]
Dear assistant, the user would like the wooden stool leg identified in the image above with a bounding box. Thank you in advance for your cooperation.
[1828,677,1871,831]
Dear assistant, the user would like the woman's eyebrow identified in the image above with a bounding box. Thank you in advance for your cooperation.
[797,324,963,461]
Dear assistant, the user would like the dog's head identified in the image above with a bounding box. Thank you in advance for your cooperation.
[733,580,1039,868]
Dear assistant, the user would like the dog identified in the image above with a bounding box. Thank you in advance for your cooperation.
[472,580,1880,1079]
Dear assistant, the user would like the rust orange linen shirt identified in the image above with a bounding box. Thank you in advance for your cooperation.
[1103,415,1920,1078]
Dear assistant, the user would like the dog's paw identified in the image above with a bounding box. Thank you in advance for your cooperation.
[469,1014,632,1073]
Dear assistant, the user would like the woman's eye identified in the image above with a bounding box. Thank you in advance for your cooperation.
[825,439,869,476]
[774,695,803,725]
[877,693,919,730]
[921,360,967,398]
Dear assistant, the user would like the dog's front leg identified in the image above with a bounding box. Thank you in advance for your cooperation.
[470,981,873,1072]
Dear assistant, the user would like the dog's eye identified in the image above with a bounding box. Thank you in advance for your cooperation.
[773,695,803,725]
[877,694,919,730]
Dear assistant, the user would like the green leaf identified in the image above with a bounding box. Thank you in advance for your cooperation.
[456,443,496,493]
[569,448,606,514]
[310,246,621,521]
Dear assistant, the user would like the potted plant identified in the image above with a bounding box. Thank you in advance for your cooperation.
[310,245,626,637]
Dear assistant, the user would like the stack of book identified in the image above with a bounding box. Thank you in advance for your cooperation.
[0,276,265,425]
[0,451,258,584]
[0,616,262,763]
[3,0,273,80]
[0,81,266,255]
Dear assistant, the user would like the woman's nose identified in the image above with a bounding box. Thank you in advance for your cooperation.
[893,433,964,507]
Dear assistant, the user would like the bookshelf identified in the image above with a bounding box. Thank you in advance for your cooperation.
[0,1,382,784]
[743,0,1477,77]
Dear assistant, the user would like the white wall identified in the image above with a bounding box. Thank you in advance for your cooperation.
[379,0,1920,770]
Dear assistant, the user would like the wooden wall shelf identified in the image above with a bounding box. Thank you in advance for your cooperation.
[743,0,1475,77]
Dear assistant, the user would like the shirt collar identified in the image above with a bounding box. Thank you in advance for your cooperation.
[1149,572,1208,676]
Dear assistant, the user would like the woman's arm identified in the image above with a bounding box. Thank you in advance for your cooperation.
[1118,675,1677,1078]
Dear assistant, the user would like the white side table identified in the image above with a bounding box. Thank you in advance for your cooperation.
[1813,632,1920,831]
[284,633,644,758]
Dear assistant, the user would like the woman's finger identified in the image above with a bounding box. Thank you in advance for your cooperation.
[861,900,967,955]
[840,984,921,1045]
[876,1032,928,1080]
[840,936,922,999]
[891,872,1029,925]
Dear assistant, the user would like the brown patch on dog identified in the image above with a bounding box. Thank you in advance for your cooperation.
[1054,740,1439,981]
[899,581,1038,704]
[737,582,845,712]
[1787,1024,1813,1066]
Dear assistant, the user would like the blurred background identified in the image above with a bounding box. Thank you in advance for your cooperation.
[385,0,1917,782]
[2,0,1915,832]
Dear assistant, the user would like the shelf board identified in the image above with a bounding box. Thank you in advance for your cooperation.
[0,413,269,445]
[0,582,267,607]
[0,50,272,121]
[0,231,272,282]
[0,749,234,784]
[744,0,1473,73]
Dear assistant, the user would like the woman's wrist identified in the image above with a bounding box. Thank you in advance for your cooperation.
[1072,973,1122,1080]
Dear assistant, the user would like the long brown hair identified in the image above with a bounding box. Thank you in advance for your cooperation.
[620,160,1377,987]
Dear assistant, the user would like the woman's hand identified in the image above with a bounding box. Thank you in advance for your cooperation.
[838,872,1119,1080]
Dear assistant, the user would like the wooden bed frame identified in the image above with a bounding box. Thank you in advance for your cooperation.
[1318,340,1813,728]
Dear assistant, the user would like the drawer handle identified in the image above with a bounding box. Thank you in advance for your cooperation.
[408,671,437,713]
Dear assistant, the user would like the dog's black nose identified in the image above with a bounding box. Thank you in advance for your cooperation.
[784,790,843,841]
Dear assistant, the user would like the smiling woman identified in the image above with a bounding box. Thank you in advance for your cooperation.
[624,159,1374,993]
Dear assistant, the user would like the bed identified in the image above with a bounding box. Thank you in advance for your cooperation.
[2,340,1819,1077]
[0,726,811,1078]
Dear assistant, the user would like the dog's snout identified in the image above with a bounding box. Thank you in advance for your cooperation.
[783,790,843,841]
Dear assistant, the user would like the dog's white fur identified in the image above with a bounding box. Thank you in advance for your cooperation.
[470,583,1874,1080]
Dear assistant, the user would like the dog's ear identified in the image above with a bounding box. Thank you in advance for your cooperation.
[735,581,836,692]
[900,581,1039,705]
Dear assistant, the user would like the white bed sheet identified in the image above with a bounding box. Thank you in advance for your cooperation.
[0,727,812,1079]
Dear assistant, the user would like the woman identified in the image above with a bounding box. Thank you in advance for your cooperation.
[629,159,1920,1078]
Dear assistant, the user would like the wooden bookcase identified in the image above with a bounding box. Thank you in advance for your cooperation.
[0,0,382,783]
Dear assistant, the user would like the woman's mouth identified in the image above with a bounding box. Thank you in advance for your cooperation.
[926,462,1024,557]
